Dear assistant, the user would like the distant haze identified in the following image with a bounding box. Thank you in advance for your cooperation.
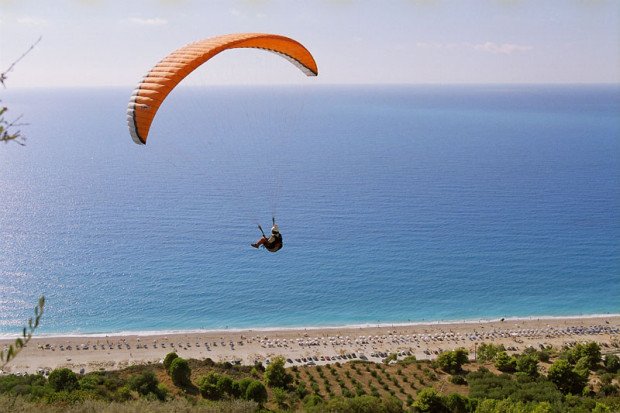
[1,0,619,87]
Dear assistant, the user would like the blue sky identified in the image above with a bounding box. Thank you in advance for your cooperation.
[1,0,619,87]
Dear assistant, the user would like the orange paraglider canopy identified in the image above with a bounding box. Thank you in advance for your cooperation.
[127,33,318,145]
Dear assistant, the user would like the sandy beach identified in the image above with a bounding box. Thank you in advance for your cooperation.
[2,316,619,375]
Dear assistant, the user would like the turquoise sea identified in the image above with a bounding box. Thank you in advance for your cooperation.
[1,85,619,335]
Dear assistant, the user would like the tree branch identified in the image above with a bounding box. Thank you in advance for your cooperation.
[0,296,45,369]
[1,36,42,88]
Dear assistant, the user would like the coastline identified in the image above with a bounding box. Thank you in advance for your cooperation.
[2,315,619,375]
[2,312,619,339]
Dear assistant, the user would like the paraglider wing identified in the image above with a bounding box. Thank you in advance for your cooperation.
[127,33,318,145]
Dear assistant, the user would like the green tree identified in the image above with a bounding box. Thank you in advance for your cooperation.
[494,351,517,373]
[564,342,601,369]
[477,343,506,363]
[444,393,471,413]
[603,354,619,373]
[263,356,292,389]
[233,377,254,399]
[272,387,289,410]
[436,348,469,374]
[245,380,267,405]
[216,374,234,398]
[592,402,612,413]
[547,359,588,395]
[162,352,178,372]
[198,371,222,400]
[169,357,191,387]
[573,356,591,378]
[48,368,79,392]
[516,354,539,377]
[413,387,448,412]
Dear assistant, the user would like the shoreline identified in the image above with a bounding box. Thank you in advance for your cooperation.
[2,315,619,375]
[3,313,619,339]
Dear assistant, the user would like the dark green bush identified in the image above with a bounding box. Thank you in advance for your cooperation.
[450,375,467,385]
[48,368,79,392]
[245,380,267,405]
[128,370,165,400]
[162,352,178,371]
[169,357,191,387]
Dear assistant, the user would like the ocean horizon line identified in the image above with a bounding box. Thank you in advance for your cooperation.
[4,82,620,91]
[3,313,618,340]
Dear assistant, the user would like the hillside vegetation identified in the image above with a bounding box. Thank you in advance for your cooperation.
[1,341,619,412]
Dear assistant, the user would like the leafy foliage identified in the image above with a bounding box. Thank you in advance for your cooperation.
[562,342,602,370]
[128,370,166,400]
[162,352,178,371]
[515,354,539,378]
[547,359,589,395]
[48,368,79,392]
[468,369,563,404]
[244,380,267,405]
[197,371,223,399]
[476,343,506,363]
[168,357,191,387]
[603,354,619,373]
[0,340,617,412]
[263,356,292,389]
[412,387,449,412]
[435,348,469,374]
[494,351,517,373]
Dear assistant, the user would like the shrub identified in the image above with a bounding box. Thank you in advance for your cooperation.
[413,387,447,412]
[263,356,292,389]
[48,368,79,392]
[547,359,588,395]
[445,393,471,413]
[245,380,267,405]
[115,385,133,401]
[128,370,164,400]
[272,387,289,409]
[383,353,398,364]
[604,354,620,373]
[400,355,417,365]
[516,354,539,377]
[163,352,178,372]
[450,375,467,385]
[599,383,619,397]
[406,394,414,406]
[216,374,234,398]
[233,377,253,399]
[169,357,191,387]
[304,393,324,409]
[436,348,469,374]
[494,351,517,373]
[198,371,221,400]
[296,381,308,399]
[477,343,506,363]
[563,342,602,369]
[78,373,104,391]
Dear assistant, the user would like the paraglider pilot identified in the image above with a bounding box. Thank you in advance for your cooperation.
[251,218,283,252]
